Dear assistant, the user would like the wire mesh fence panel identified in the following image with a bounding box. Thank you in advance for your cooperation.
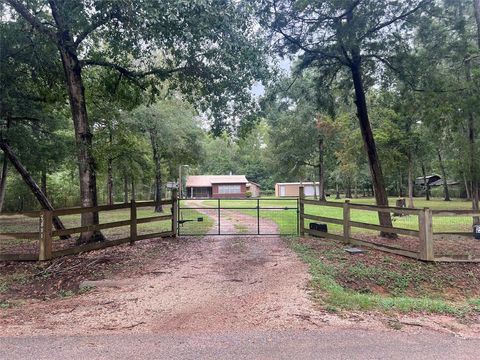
[259,198,298,235]
[303,203,343,235]
[432,214,480,259]
[432,215,472,234]
[220,209,258,235]
[0,213,40,256]
[178,206,216,236]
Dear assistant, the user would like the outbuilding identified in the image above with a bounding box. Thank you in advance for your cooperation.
[275,182,320,197]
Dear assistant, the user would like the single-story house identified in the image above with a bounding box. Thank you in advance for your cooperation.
[275,182,320,197]
[186,175,256,199]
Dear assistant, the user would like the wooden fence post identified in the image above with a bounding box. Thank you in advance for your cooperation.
[343,200,351,244]
[299,186,305,236]
[419,208,434,261]
[39,210,53,261]
[172,188,178,237]
[130,200,137,245]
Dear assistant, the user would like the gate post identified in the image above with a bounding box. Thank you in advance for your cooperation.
[419,208,434,261]
[172,188,178,237]
[217,198,221,235]
[39,210,53,261]
[130,199,137,245]
[257,198,260,235]
[299,186,305,236]
[343,200,351,244]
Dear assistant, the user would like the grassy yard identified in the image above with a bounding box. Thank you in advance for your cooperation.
[177,208,215,235]
[289,236,480,317]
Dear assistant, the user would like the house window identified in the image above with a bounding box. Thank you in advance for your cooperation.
[218,184,241,194]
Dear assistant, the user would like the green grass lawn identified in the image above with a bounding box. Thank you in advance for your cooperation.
[177,208,215,235]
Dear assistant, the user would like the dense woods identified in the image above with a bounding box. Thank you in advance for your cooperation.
[2,0,480,238]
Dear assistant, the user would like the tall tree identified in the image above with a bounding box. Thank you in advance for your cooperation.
[125,99,203,212]
[4,0,268,243]
[260,0,432,234]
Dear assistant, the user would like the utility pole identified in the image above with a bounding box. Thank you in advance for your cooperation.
[178,165,189,199]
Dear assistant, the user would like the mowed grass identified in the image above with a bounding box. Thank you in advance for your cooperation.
[177,208,215,235]
[200,197,474,234]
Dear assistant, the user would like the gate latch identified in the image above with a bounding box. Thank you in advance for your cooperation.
[178,217,204,224]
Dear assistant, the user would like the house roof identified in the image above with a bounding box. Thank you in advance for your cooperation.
[186,175,248,187]
[276,182,319,186]
[430,179,460,187]
[415,174,441,186]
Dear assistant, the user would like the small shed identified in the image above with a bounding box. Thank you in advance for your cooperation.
[275,182,320,197]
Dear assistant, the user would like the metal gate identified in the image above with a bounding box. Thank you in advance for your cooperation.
[178,198,299,236]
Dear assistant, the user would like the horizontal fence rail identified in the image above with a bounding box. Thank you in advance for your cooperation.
[1,190,178,262]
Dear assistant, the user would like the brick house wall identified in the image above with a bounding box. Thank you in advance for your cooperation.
[212,183,247,198]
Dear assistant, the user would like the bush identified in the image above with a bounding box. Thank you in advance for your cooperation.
[245,191,252,198]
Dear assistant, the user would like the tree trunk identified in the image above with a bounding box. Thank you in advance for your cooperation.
[0,118,11,212]
[399,175,404,198]
[312,179,317,200]
[107,158,114,205]
[150,129,163,212]
[350,59,394,236]
[123,175,129,204]
[0,140,67,232]
[436,148,451,201]
[335,182,341,199]
[421,164,430,201]
[466,20,480,222]
[407,153,415,208]
[468,110,479,223]
[345,183,352,198]
[41,170,47,198]
[107,129,114,206]
[59,47,102,244]
[131,178,136,201]
[474,0,480,48]
[464,173,471,200]
[0,154,8,212]
[318,136,326,201]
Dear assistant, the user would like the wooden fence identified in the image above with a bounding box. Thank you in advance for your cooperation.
[299,187,480,263]
[0,190,178,262]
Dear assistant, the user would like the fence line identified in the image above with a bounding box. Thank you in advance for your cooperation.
[299,187,480,263]
[1,189,178,262]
